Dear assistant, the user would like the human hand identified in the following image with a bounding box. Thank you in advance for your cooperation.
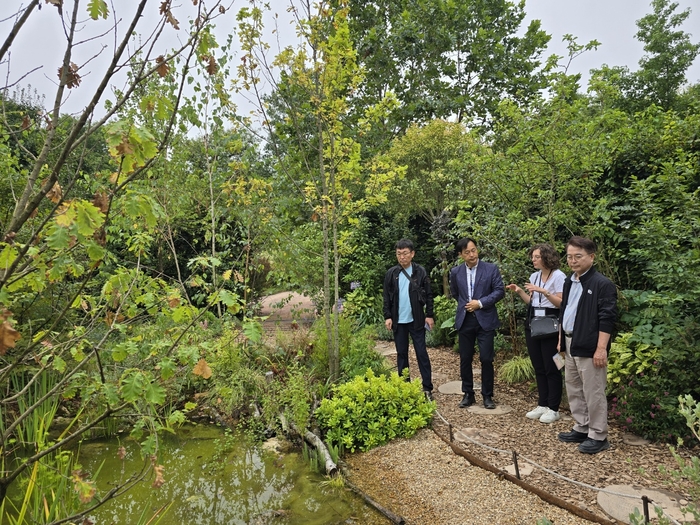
[425,317,435,330]
[506,284,519,293]
[593,347,608,368]
[385,319,392,331]
[465,300,480,312]
[524,283,540,294]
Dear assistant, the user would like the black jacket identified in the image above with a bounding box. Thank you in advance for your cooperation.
[383,262,434,331]
[559,267,617,358]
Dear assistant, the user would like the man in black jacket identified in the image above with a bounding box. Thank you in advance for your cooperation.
[557,236,617,454]
[383,239,435,400]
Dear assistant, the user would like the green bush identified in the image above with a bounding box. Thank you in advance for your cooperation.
[608,291,700,442]
[607,332,660,394]
[342,289,384,328]
[429,295,457,347]
[340,328,390,382]
[498,354,535,384]
[315,369,434,452]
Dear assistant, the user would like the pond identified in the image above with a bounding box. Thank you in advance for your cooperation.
[75,423,390,525]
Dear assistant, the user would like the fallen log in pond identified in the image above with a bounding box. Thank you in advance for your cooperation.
[344,479,406,525]
[290,421,338,476]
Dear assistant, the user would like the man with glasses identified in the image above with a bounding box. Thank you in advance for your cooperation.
[383,239,435,400]
[449,237,505,409]
[557,236,617,454]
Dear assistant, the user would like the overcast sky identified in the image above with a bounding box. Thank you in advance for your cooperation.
[524,0,700,85]
[1,0,699,115]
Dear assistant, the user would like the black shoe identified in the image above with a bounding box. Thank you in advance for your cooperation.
[558,429,588,443]
[459,393,476,408]
[424,390,434,402]
[483,395,496,409]
[579,438,610,454]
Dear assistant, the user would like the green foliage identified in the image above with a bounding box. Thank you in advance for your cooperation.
[655,396,700,522]
[315,369,434,452]
[342,289,383,328]
[428,295,457,348]
[339,327,390,382]
[498,354,535,384]
[609,292,700,442]
[607,332,660,392]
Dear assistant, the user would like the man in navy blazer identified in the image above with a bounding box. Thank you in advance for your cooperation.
[449,238,505,409]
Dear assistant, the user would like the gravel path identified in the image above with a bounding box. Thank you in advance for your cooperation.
[343,343,694,525]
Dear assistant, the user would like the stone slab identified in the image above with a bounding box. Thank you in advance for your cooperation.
[468,404,512,415]
[597,484,686,524]
[438,380,481,395]
[377,346,397,356]
[622,432,651,446]
[501,462,534,477]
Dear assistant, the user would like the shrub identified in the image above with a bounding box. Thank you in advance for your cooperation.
[607,332,660,394]
[340,328,390,382]
[429,295,457,347]
[607,324,700,442]
[315,369,434,452]
[342,289,383,328]
[498,354,535,384]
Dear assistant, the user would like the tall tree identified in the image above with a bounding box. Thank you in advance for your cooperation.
[342,0,551,136]
[591,0,700,112]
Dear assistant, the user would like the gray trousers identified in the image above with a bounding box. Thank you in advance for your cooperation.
[564,335,608,440]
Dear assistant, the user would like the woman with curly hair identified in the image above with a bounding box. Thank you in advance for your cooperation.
[507,243,566,423]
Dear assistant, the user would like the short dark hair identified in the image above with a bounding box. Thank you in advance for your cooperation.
[567,236,596,254]
[455,237,477,253]
[395,238,414,251]
[528,243,561,270]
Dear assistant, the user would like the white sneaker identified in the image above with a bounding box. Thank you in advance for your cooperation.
[539,409,561,424]
[526,406,548,419]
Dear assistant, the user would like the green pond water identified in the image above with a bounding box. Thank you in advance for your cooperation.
[71,424,388,525]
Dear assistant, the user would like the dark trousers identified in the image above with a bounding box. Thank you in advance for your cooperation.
[525,329,562,411]
[458,313,495,397]
[394,323,433,392]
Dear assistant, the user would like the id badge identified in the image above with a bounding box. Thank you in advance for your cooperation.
[533,308,546,317]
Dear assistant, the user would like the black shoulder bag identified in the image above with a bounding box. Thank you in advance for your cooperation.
[528,274,559,340]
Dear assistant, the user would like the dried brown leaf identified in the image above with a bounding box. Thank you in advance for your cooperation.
[0,320,21,355]
[152,464,165,488]
[46,181,63,203]
[192,358,212,379]
[156,55,170,78]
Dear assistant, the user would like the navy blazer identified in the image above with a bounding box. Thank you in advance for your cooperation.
[449,260,505,331]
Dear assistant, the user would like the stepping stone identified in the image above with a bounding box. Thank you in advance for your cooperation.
[454,427,502,444]
[622,432,651,446]
[597,484,686,524]
[468,404,512,415]
[375,343,397,356]
[501,462,534,477]
[437,380,481,395]
[432,372,449,385]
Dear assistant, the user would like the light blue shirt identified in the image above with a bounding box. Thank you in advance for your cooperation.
[398,266,414,323]
[562,270,589,332]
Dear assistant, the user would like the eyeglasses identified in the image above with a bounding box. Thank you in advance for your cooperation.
[396,251,413,258]
[566,253,589,261]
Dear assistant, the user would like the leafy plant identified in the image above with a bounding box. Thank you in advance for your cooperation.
[342,289,383,328]
[428,295,457,348]
[607,332,660,393]
[340,328,390,382]
[498,354,535,384]
[315,369,434,452]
